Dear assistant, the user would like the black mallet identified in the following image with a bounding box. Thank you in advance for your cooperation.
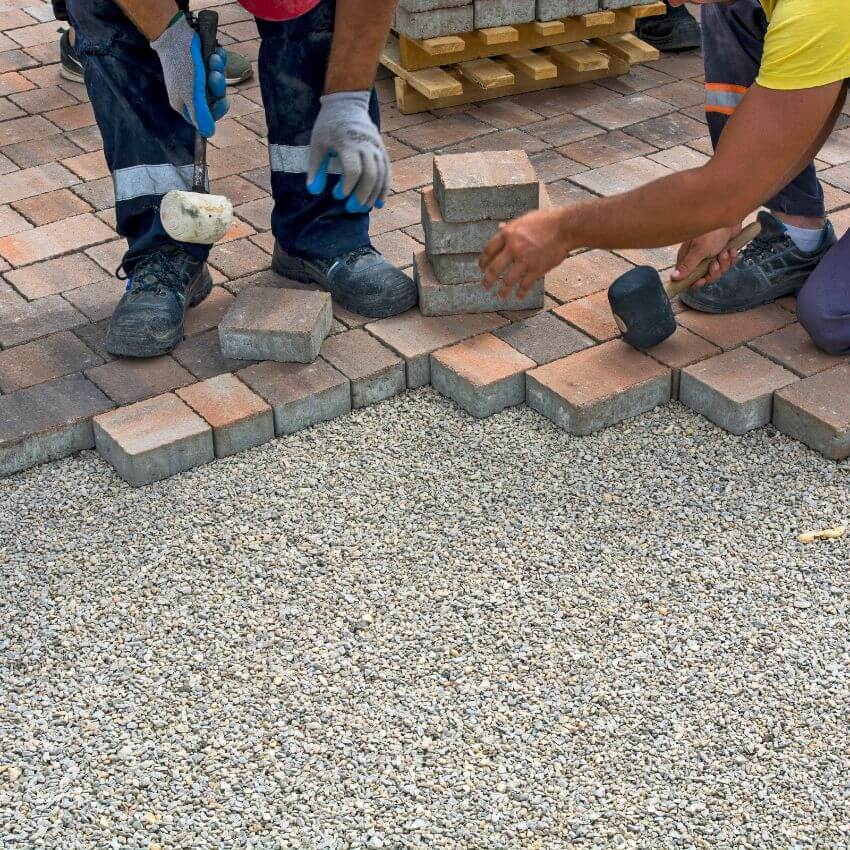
[608,222,762,350]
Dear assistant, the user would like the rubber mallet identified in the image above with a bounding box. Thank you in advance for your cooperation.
[608,221,762,350]
[160,10,233,245]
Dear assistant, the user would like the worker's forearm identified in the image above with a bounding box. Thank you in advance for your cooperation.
[114,0,179,40]
[325,0,396,93]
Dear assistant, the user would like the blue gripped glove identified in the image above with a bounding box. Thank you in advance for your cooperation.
[150,12,229,139]
[306,91,390,213]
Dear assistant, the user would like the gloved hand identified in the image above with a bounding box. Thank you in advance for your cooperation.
[307,91,389,213]
[151,13,229,139]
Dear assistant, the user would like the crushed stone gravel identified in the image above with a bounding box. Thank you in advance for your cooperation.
[1,389,848,850]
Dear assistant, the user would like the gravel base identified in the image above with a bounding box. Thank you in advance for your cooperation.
[1,390,849,850]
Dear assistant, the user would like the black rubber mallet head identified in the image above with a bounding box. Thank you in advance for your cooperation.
[608,222,762,350]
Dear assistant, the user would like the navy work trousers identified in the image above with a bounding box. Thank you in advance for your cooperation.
[65,0,377,270]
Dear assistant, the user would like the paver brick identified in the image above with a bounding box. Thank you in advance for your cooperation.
[366,308,508,388]
[421,188,499,256]
[433,151,539,223]
[748,322,849,378]
[415,250,543,317]
[12,186,91,225]
[320,329,406,407]
[184,287,235,337]
[553,289,621,342]
[429,251,482,285]
[677,303,794,350]
[576,94,675,130]
[0,292,85,347]
[0,162,78,205]
[173,328,257,380]
[219,287,332,363]
[0,372,113,477]
[176,373,274,459]
[395,4,474,40]
[494,312,594,365]
[545,250,633,303]
[559,130,657,168]
[237,359,351,435]
[679,347,798,435]
[85,356,195,406]
[474,0,536,29]
[93,393,214,487]
[536,0,597,21]
[0,330,101,393]
[526,339,671,435]
[773,364,850,460]
[431,332,535,418]
[570,156,674,196]
[0,211,114,266]
[644,325,720,399]
[63,277,123,322]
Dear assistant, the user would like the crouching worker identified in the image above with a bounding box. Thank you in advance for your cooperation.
[481,0,850,355]
[66,0,415,358]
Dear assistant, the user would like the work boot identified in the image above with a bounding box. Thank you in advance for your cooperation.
[106,246,213,358]
[58,27,253,85]
[272,244,418,319]
[635,1,701,52]
[681,211,837,314]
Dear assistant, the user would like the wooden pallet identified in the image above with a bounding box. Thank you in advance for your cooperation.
[385,34,658,114]
[391,2,665,71]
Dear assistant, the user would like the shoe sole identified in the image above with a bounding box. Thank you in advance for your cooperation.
[105,267,213,358]
[59,64,85,84]
[225,69,253,86]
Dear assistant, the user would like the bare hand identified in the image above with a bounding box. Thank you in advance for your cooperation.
[671,224,742,288]
[478,209,571,300]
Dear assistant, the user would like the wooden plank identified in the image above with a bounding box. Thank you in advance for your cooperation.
[458,57,515,90]
[476,25,519,45]
[594,32,659,63]
[395,54,631,113]
[407,66,465,99]
[546,42,610,73]
[631,1,667,19]
[579,10,615,27]
[503,49,558,81]
[417,35,467,56]
[532,19,565,36]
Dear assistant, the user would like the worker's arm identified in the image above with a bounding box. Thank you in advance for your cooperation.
[307,0,398,210]
[480,81,846,298]
[114,0,178,40]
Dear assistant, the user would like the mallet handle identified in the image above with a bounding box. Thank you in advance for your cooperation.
[663,221,762,299]
[192,10,219,194]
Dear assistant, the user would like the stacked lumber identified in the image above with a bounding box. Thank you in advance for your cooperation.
[383,1,665,113]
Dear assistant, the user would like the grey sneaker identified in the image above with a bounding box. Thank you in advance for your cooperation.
[272,243,417,319]
[223,48,253,86]
[681,210,837,314]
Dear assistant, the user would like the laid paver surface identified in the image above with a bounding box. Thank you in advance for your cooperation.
[1,0,849,483]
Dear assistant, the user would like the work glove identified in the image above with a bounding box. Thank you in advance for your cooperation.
[151,13,229,139]
[307,91,389,213]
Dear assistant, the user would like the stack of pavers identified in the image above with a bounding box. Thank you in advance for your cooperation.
[416,150,544,316]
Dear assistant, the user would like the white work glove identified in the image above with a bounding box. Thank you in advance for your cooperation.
[306,91,390,212]
[150,13,228,139]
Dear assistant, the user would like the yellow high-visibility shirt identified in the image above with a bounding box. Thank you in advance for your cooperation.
[757,0,850,90]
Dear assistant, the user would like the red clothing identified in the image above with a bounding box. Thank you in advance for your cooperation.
[237,0,322,21]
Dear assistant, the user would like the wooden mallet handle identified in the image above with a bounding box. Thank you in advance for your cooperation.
[663,221,762,299]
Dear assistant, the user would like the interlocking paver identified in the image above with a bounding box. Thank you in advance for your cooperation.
[93,393,214,487]
[173,328,257,381]
[431,332,535,418]
[0,292,85,347]
[237,359,351,435]
[184,287,235,338]
[0,211,114,266]
[576,93,675,130]
[0,330,101,393]
[86,356,195,406]
[677,304,794,350]
[527,339,671,435]
[0,203,31,237]
[679,347,798,435]
[558,130,658,168]
[570,156,673,196]
[644,325,720,398]
[525,113,605,147]
[494,311,593,365]
[0,371,112,477]
[320,328,406,407]
[421,187,499,256]
[553,289,621,342]
[62,278,124,322]
[624,112,707,148]
[748,322,849,378]
[545,250,634,303]
[4,252,105,299]
[176,373,274,459]
[0,162,77,205]
[219,287,332,363]
[773,364,850,460]
[12,186,91,225]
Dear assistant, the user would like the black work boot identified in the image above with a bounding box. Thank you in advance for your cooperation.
[636,1,701,52]
[272,244,418,319]
[59,28,84,83]
[681,211,837,314]
[106,246,212,358]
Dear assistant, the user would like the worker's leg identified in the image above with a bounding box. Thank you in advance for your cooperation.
[65,0,208,271]
[797,233,850,354]
[256,0,375,260]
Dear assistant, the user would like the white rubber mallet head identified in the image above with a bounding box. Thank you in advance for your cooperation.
[161,189,233,245]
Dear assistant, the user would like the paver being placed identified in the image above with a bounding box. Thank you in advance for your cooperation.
[431,332,535,418]
[0,372,113,478]
[433,151,539,223]
[237,359,351,436]
[366,308,509,388]
[748,322,849,378]
[176,374,274,459]
[218,287,332,364]
[416,251,544,317]
[421,188,499,256]
[773,364,850,460]
[494,311,594,365]
[93,393,214,487]
[553,290,621,342]
[527,339,671,435]
[679,347,798,436]
[320,329,406,409]
[645,325,721,399]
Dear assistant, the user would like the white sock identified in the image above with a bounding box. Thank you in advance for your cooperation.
[782,221,827,253]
